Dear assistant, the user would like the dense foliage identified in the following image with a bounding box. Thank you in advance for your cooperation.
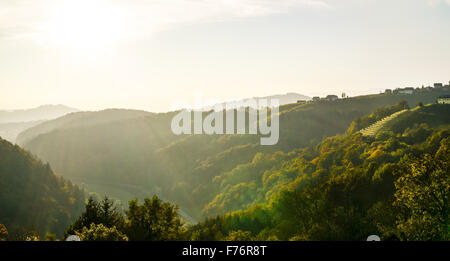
[65,196,125,237]
[76,223,128,241]
[393,150,449,240]
[17,90,449,221]
[0,138,84,239]
[188,104,450,241]
[4,91,448,241]
[65,195,185,241]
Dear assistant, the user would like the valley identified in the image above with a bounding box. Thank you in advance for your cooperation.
[1,89,449,240]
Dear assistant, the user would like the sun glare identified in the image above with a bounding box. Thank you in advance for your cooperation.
[43,0,124,49]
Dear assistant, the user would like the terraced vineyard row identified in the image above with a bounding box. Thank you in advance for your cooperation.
[360,109,408,136]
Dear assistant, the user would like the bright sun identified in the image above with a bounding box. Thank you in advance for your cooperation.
[44,0,124,49]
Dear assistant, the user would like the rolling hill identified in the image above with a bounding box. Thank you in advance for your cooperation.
[16,89,450,220]
[189,103,450,241]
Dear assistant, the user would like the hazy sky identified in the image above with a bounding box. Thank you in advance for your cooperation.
[1,0,450,112]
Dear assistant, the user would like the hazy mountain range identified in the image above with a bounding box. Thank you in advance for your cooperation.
[0,105,78,143]
[0,104,78,123]
[2,94,309,143]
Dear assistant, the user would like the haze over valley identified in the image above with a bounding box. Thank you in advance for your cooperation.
[0,0,449,242]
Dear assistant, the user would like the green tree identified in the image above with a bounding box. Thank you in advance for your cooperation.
[76,223,128,241]
[65,196,124,236]
[124,196,184,241]
[394,139,450,241]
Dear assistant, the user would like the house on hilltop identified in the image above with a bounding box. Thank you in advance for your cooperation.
[444,81,450,90]
[395,87,414,95]
[434,83,443,89]
[325,95,339,101]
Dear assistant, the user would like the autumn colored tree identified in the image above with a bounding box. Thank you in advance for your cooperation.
[0,224,8,241]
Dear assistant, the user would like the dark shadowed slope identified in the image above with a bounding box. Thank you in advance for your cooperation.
[0,137,84,239]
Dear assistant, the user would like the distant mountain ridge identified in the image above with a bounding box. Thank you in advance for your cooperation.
[15,93,308,144]
[201,93,310,110]
[0,104,79,124]
[0,105,79,143]
[0,120,45,143]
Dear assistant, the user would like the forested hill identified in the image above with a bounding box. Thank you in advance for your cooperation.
[16,109,152,145]
[16,89,450,220]
[0,138,84,239]
[189,104,450,241]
